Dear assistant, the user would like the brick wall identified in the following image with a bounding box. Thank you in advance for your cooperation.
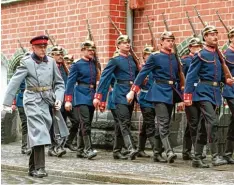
[1,0,234,67]
[133,0,234,59]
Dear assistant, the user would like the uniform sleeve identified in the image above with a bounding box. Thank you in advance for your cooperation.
[3,59,28,106]
[64,62,78,102]
[182,58,188,77]
[131,54,156,93]
[95,59,117,100]
[184,53,202,94]
[101,76,114,102]
[53,60,65,102]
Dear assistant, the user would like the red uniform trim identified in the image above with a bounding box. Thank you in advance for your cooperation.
[131,85,140,93]
[31,39,48,45]
[100,102,106,107]
[94,93,102,100]
[183,93,192,101]
[12,99,16,105]
[65,95,72,102]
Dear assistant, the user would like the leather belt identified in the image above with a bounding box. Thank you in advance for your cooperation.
[141,89,148,93]
[77,82,95,89]
[200,80,220,87]
[155,79,175,85]
[27,86,52,92]
[116,80,134,86]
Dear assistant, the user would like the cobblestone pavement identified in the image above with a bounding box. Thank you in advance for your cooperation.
[2,169,106,184]
[1,141,234,184]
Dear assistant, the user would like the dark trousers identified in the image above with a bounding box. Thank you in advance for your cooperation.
[66,108,79,144]
[185,105,207,145]
[115,104,134,137]
[187,101,219,144]
[29,145,45,171]
[18,107,28,149]
[76,105,95,136]
[226,98,234,141]
[140,107,156,138]
[111,109,122,138]
[154,103,174,139]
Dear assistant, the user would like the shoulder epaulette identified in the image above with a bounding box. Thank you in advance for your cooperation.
[111,53,120,59]
[197,49,215,63]
[152,51,160,55]
[74,58,81,63]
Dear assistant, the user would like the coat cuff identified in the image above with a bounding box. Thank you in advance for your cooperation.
[65,95,72,102]
[100,102,106,107]
[94,93,102,100]
[131,85,140,93]
[183,93,192,101]
[12,99,16,105]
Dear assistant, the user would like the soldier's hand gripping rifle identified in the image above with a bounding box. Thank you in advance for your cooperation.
[194,7,233,81]
[146,15,158,51]
[86,18,101,81]
[161,13,185,90]
[45,30,69,76]
[186,11,198,37]
[18,40,26,53]
[108,16,141,71]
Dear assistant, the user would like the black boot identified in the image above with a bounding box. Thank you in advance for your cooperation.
[223,140,234,164]
[148,137,166,163]
[161,137,177,163]
[137,135,150,158]
[65,131,77,151]
[48,145,57,157]
[83,135,97,159]
[192,144,209,168]
[113,136,128,160]
[21,134,28,154]
[209,143,227,166]
[76,135,85,158]
[123,135,138,160]
[182,137,193,160]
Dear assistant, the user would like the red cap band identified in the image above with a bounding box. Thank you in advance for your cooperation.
[31,39,48,45]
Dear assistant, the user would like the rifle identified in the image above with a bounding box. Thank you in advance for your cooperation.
[194,8,233,80]
[185,11,198,37]
[194,6,207,27]
[86,18,101,81]
[45,30,69,75]
[146,15,157,50]
[216,11,229,33]
[108,16,141,71]
[161,13,185,90]
[17,40,26,53]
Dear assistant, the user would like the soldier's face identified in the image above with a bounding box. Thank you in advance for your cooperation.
[118,41,130,53]
[83,49,95,60]
[53,53,64,63]
[161,39,174,51]
[32,44,47,58]
[204,32,218,46]
[230,36,234,45]
[189,45,202,54]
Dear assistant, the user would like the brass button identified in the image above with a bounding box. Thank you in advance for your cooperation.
[168,81,173,85]
[213,82,218,86]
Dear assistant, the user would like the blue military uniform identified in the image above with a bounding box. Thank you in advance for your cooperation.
[184,45,227,167]
[181,53,193,77]
[131,47,182,163]
[223,46,234,163]
[95,52,139,160]
[65,55,97,159]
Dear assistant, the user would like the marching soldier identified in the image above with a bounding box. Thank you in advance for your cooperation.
[64,40,98,159]
[137,44,167,162]
[15,80,31,155]
[184,25,232,168]
[222,28,234,164]
[2,35,65,177]
[93,35,139,160]
[127,32,182,163]
[62,54,78,151]
[181,37,207,160]
[47,46,68,157]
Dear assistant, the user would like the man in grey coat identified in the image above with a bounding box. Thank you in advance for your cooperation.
[2,35,65,178]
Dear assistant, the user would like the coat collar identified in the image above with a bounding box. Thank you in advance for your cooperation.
[31,53,48,63]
